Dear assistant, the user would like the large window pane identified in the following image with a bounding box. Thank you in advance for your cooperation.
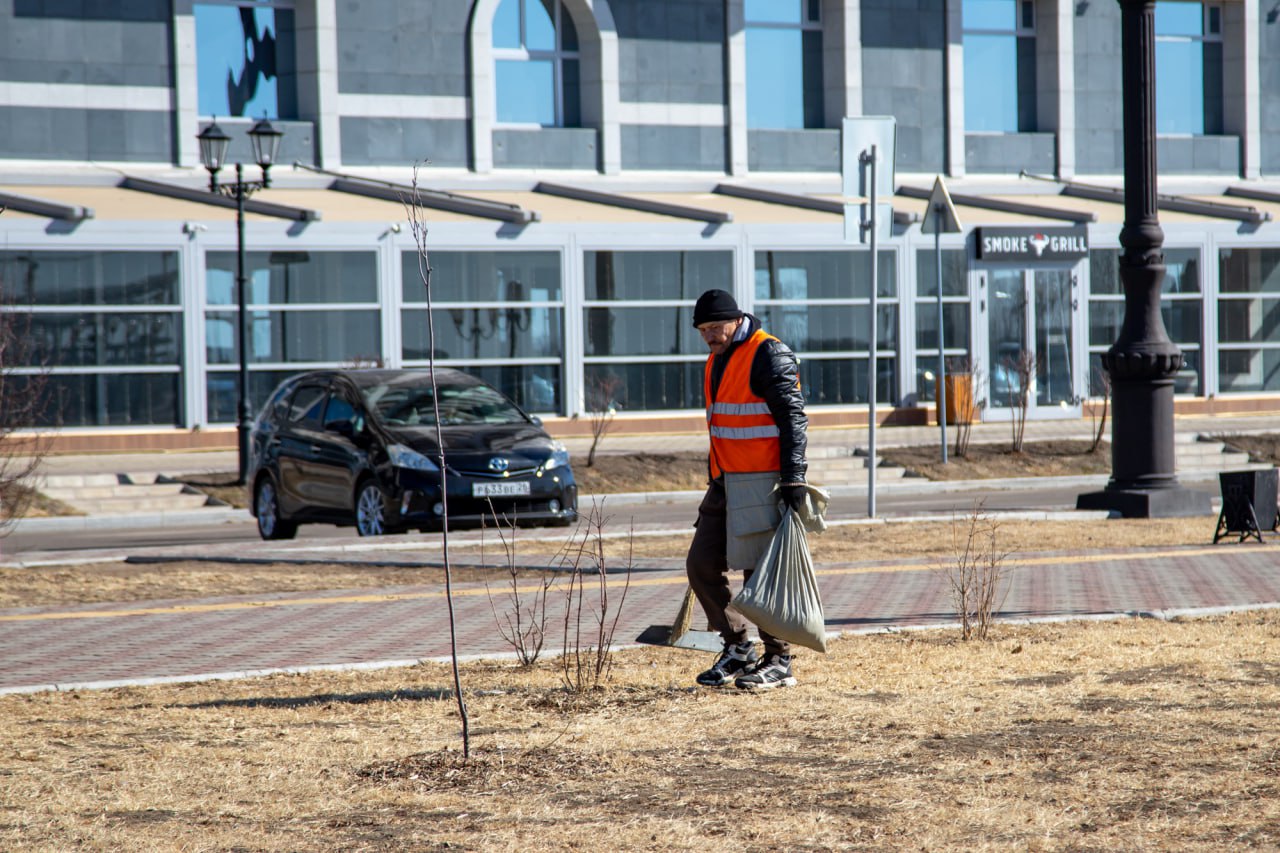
[1155,2,1204,35]
[916,249,968,298]
[964,34,1019,132]
[496,59,555,125]
[462,364,562,414]
[402,308,562,361]
[745,0,805,24]
[1218,299,1280,344]
[0,251,179,305]
[755,251,896,300]
[207,252,376,305]
[207,369,300,424]
[584,306,699,357]
[800,357,896,406]
[414,252,562,302]
[194,3,295,119]
[585,251,731,301]
[1219,349,1280,393]
[206,309,380,363]
[760,305,897,351]
[915,304,971,352]
[1156,40,1204,134]
[42,373,181,428]
[747,28,806,129]
[28,313,181,367]
[1221,248,1280,294]
[963,0,1020,29]
[585,362,703,411]
[493,0,521,48]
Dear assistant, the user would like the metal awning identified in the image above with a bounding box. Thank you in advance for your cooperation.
[0,189,93,221]
[534,181,732,224]
[120,176,320,222]
[898,184,1097,223]
[1018,173,1272,225]
[713,183,920,225]
[295,164,539,225]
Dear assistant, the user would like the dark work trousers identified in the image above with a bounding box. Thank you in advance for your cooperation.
[685,480,792,657]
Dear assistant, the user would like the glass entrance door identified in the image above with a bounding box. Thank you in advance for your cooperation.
[986,267,1078,414]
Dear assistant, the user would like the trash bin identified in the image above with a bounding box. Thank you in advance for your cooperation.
[1214,468,1279,543]
[935,372,974,426]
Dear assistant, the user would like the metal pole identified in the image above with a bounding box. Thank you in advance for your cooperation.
[936,221,948,464]
[867,144,878,519]
[235,162,250,486]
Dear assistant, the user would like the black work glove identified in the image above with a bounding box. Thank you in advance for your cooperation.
[779,483,807,513]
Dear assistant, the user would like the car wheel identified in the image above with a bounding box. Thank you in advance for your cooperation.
[355,479,390,536]
[256,478,298,541]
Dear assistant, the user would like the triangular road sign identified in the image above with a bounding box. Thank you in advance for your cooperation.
[920,175,963,234]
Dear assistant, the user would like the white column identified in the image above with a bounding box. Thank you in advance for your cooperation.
[826,0,862,121]
[726,0,749,175]
[1226,0,1260,179]
[469,0,498,173]
[1051,0,1075,179]
[172,11,199,167]
[944,0,965,177]
[295,0,342,167]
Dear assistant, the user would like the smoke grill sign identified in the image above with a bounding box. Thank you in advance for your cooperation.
[976,226,1089,261]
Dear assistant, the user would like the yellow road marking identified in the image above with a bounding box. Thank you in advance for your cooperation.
[0,545,1245,624]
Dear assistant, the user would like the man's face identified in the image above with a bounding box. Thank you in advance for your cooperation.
[697,318,741,355]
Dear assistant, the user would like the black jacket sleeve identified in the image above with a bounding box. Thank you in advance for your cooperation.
[750,337,808,484]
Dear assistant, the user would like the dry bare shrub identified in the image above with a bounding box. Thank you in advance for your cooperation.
[481,508,554,667]
[554,500,633,693]
[584,372,621,467]
[939,502,1011,640]
[951,360,986,459]
[1089,362,1112,453]
[1006,350,1038,453]
[0,283,53,532]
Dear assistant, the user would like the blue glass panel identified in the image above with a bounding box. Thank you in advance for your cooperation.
[195,3,279,118]
[746,28,804,129]
[745,0,803,25]
[963,0,1017,30]
[1156,40,1204,134]
[527,0,556,51]
[493,0,521,48]
[1155,1,1203,37]
[560,2,578,50]
[964,33,1018,132]
[496,59,555,125]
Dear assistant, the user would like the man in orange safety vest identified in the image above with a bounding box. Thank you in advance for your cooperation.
[686,288,808,690]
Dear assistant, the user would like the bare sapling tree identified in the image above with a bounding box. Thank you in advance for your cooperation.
[402,166,470,758]
[950,358,984,460]
[0,240,54,534]
[481,504,554,667]
[1007,350,1038,454]
[557,500,633,693]
[939,501,1011,640]
[584,372,621,468]
[1089,363,1112,454]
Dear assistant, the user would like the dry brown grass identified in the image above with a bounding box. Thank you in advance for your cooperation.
[1,611,1278,850]
[0,517,1223,609]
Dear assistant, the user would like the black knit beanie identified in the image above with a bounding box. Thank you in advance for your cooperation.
[692,289,743,327]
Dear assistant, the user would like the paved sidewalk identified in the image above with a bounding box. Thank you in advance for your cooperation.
[2,530,1278,694]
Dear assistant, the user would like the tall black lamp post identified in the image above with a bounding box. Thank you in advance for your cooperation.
[197,118,285,486]
[1077,0,1208,518]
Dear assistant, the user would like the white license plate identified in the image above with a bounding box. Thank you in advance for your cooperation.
[472,481,532,498]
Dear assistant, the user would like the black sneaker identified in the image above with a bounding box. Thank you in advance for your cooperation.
[696,641,758,687]
[734,654,797,691]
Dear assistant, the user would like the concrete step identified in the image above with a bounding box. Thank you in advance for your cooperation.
[60,494,213,515]
[807,463,907,485]
[40,483,197,501]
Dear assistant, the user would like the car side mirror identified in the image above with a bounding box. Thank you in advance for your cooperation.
[530,415,543,427]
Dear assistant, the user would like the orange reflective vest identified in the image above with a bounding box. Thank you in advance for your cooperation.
[705,328,783,479]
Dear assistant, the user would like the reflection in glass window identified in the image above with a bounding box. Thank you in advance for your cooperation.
[755,250,899,406]
[0,251,183,427]
[1219,249,1280,394]
[1090,248,1203,395]
[492,0,580,127]
[195,1,296,119]
[401,251,564,414]
[583,251,733,413]
[962,0,1036,133]
[914,249,971,402]
[745,0,823,129]
[1155,1,1223,135]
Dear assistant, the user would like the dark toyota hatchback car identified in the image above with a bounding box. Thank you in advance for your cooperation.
[248,369,578,539]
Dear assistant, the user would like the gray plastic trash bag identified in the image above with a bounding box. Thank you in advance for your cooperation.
[730,508,828,653]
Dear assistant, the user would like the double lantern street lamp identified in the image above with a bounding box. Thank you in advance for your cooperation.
[196,118,285,486]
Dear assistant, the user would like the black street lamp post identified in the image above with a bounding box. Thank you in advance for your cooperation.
[197,118,285,486]
[1077,0,1208,518]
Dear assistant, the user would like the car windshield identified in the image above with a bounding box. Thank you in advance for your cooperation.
[362,379,527,427]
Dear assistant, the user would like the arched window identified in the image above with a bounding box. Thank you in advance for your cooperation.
[492,0,581,127]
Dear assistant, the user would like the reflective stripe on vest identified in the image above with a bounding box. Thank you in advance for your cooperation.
[705,327,782,478]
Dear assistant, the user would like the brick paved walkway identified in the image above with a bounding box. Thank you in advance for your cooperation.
[3,541,1279,694]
